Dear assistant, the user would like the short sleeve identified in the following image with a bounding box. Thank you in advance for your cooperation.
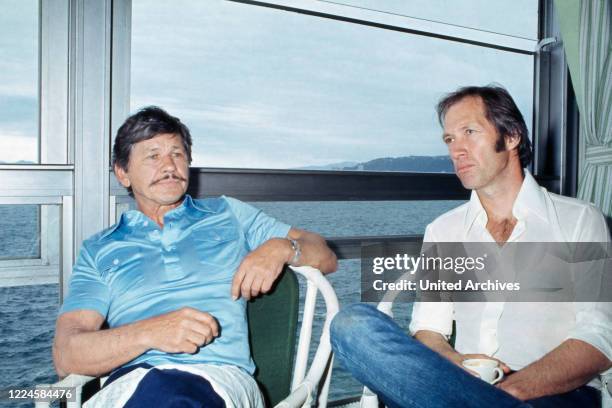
[408,223,455,338]
[224,196,291,250]
[59,243,111,317]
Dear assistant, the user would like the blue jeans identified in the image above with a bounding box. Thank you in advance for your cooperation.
[330,303,600,408]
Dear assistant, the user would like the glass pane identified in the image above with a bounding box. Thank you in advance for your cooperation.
[0,204,61,408]
[0,205,40,259]
[0,204,60,265]
[334,0,539,39]
[130,0,534,171]
[0,0,39,164]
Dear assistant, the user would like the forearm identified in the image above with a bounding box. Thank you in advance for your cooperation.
[414,330,461,364]
[290,230,338,273]
[53,320,149,377]
[499,339,612,400]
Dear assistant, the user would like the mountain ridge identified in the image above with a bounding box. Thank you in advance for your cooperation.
[295,155,453,172]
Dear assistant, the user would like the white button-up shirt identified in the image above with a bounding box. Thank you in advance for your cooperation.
[409,171,611,386]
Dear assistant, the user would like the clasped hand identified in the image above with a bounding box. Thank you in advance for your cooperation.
[143,307,219,354]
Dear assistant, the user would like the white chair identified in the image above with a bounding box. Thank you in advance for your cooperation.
[35,266,339,408]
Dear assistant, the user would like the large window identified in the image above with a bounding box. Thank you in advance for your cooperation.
[130,0,534,170]
[0,0,39,164]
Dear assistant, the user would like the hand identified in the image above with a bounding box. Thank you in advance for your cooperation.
[231,238,292,300]
[140,307,219,354]
[450,353,512,377]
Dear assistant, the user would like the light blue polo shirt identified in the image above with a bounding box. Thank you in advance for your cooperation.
[60,195,291,374]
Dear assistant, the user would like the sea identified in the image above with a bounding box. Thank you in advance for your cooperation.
[0,200,464,407]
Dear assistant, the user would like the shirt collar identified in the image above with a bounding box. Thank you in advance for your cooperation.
[182,194,219,215]
[512,170,547,221]
[463,170,547,233]
[464,190,486,234]
[100,194,218,239]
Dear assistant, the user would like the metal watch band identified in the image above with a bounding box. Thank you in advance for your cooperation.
[289,238,301,265]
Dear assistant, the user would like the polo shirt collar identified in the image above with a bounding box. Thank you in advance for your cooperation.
[100,194,218,239]
[182,194,219,215]
[463,170,547,234]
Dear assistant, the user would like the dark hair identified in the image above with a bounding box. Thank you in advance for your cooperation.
[436,85,533,168]
[112,106,193,171]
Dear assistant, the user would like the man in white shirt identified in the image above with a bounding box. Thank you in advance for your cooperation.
[331,85,611,407]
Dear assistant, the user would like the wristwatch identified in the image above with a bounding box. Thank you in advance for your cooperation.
[288,238,301,265]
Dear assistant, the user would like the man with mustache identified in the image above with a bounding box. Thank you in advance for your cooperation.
[331,86,611,407]
[53,106,337,407]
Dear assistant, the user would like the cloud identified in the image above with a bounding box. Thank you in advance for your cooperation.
[0,130,37,163]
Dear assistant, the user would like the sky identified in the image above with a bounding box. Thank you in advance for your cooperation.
[1,0,538,168]
[0,0,38,163]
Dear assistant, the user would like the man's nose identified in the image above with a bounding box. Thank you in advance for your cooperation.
[448,139,467,161]
[160,154,178,171]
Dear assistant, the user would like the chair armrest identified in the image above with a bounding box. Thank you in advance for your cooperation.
[34,374,97,408]
[602,369,612,408]
[275,266,340,408]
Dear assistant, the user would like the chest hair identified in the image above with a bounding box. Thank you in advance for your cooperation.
[486,217,518,244]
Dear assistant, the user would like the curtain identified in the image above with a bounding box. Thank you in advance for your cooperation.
[575,0,612,221]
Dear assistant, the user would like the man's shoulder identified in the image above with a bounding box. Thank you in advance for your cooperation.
[545,189,599,215]
[543,190,608,238]
[84,223,121,244]
[78,224,124,257]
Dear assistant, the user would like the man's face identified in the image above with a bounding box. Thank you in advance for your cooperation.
[442,96,516,191]
[115,133,189,208]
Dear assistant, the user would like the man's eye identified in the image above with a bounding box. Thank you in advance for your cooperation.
[466,129,475,135]
[172,152,184,158]
[444,137,454,144]
[148,154,159,160]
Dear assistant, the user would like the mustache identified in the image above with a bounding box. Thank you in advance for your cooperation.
[150,174,187,186]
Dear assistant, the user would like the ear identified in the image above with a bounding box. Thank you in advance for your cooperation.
[504,132,521,151]
[114,164,131,188]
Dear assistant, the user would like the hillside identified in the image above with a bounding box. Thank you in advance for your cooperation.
[341,155,453,172]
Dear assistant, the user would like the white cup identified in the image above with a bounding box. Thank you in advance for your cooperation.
[461,358,504,384]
